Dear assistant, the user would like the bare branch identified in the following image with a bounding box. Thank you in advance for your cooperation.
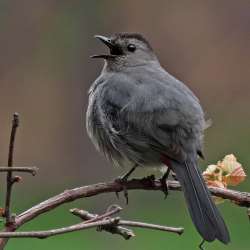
[0,206,183,239]
[118,220,183,235]
[71,205,123,223]
[0,167,38,176]
[209,186,250,207]
[70,207,135,239]
[70,206,183,238]
[1,177,247,231]
[0,218,121,239]
[4,113,19,224]
[0,176,249,248]
[14,177,181,228]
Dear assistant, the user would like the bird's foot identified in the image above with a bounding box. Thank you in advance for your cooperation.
[114,175,129,204]
[142,174,155,183]
[159,167,171,199]
[114,165,137,204]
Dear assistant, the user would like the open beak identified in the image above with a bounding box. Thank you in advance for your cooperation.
[91,35,115,59]
[91,36,123,59]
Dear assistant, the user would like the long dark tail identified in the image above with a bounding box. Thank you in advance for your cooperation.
[170,155,230,244]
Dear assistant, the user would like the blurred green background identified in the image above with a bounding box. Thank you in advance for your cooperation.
[0,1,249,249]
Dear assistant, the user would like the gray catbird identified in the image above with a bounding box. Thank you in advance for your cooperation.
[87,32,230,244]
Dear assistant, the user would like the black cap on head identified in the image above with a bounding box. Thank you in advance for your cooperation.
[111,32,153,51]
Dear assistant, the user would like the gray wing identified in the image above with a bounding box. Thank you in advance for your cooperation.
[100,70,205,163]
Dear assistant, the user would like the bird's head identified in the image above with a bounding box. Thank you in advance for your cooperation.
[91,33,158,69]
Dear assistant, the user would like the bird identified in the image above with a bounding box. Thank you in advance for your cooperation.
[86,32,230,244]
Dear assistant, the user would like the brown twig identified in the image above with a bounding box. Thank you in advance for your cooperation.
[13,177,182,228]
[0,218,121,239]
[118,220,183,234]
[0,217,183,239]
[3,177,250,230]
[0,177,248,247]
[70,206,135,239]
[0,167,38,176]
[0,206,183,239]
[208,186,250,207]
[4,113,19,225]
[71,204,123,224]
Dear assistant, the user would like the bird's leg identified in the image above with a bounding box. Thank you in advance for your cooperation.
[115,165,137,204]
[119,165,137,181]
[160,167,171,199]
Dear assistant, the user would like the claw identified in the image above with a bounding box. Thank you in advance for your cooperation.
[124,188,129,204]
[160,167,171,199]
[115,191,119,200]
[160,177,169,199]
[114,176,129,204]
[114,165,137,204]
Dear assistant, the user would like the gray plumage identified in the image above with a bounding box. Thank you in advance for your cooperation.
[87,33,230,243]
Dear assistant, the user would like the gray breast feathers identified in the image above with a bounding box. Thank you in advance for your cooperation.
[87,70,205,167]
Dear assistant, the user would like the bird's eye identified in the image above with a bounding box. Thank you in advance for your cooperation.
[127,44,136,52]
